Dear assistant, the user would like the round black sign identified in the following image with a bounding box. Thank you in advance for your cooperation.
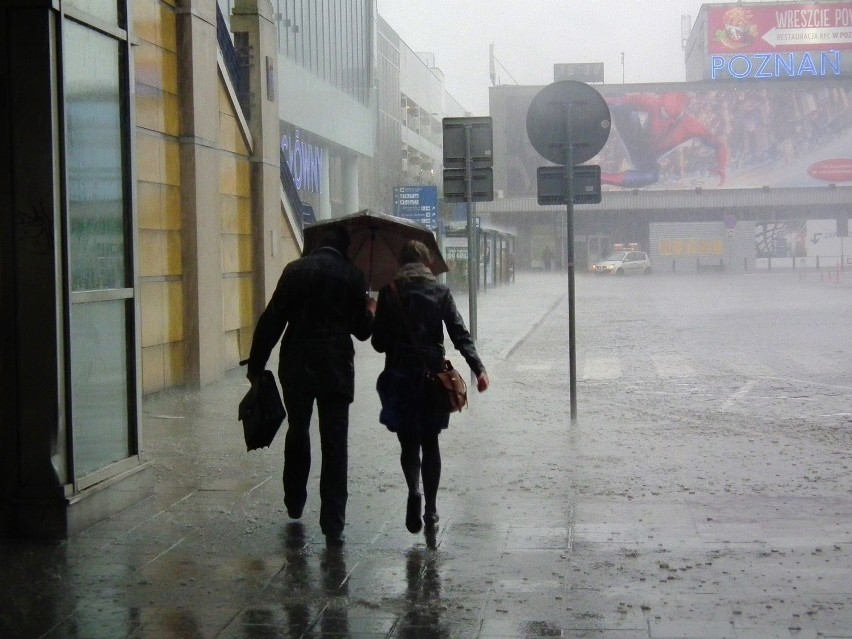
[526,81,611,165]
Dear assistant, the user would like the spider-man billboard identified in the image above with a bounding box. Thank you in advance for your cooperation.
[493,79,852,194]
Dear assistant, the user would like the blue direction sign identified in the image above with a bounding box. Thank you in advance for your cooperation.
[393,186,438,230]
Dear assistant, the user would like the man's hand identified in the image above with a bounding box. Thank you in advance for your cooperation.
[476,372,490,393]
[366,297,377,314]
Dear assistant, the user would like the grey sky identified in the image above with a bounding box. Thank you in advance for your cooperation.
[376,0,786,114]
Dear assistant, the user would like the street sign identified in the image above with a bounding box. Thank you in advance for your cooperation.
[442,117,493,169]
[526,80,610,165]
[393,185,438,230]
[536,165,601,205]
[442,168,494,202]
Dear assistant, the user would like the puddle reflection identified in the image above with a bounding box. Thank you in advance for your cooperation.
[399,546,448,638]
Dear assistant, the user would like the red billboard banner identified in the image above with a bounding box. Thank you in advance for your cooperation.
[708,3,852,54]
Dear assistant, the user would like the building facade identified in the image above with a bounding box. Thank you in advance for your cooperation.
[1,0,468,538]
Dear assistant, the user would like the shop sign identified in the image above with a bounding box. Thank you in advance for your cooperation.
[280,129,324,195]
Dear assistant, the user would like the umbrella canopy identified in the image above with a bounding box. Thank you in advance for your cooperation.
[302,209,448,291]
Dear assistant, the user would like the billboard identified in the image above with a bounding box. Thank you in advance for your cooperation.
[708,3,852,54]
[493,79,852,195]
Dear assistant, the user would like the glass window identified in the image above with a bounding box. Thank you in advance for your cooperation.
[65,20,126,291]
[63,18,134,480]
[65,0,119,29]
[70,299,131,478]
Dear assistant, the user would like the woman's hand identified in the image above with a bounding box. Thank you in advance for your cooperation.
[476,372,490,393]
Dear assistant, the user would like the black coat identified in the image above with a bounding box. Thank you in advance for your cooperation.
[371,264,485,377]
[371,263,485,434]
[247,247,373,402]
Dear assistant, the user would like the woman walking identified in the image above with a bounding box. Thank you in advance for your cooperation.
[372,240,489,533]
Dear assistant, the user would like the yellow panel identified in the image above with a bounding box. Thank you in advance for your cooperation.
[220,194,240,233]
[220,154,237,196]
[219,82,230,113]
[164,229,183,276]
[239,275,254,327]
[162,184,182,230]
[139,229,165,278]
[712,239,724,255]
[163,91,180,137]
[135,83,162,132]
[141,344,165,395]
[162,49,178,95]
[140,279,165,347]
[223,330,241,368]
[163,138,181,186]
[659,239,671,256]
[220,112,238,154]
[133,0,158,46]
[222,277,240,331]
[160,4,177,53]
[237,234,253,273]
[135,42,162,90]
[237,196,252,234]
[165,279,184,342]
[234,159,251,197]
[221,234,240,273]
[136,133,160,182]
[238,326,253,361]
[163,341,184,387]
[137,181,161,229]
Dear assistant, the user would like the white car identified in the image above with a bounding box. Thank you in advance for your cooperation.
[590,250,652,275]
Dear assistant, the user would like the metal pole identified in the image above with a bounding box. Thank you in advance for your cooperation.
[564,129,578,422]
[464,125,477,342]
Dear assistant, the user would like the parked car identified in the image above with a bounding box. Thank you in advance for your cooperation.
[590,250,651,275]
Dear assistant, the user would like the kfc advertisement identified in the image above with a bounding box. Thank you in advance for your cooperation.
[708,3,852,54]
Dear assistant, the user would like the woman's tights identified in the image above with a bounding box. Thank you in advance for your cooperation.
[397,431,441,516]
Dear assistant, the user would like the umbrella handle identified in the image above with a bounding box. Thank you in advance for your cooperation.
[367,228,375,291]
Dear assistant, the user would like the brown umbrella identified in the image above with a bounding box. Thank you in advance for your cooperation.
[302,209,448,291]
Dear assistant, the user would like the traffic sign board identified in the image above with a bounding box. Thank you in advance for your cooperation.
[526,81,611,165]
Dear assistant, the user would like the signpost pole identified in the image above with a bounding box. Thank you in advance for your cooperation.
[464,124,478,342]
[563,130,578,422]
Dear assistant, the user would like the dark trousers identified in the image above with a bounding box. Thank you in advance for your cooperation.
[397,430,441,516]
[282,386,350,537]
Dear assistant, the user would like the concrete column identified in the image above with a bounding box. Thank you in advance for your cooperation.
[343,154,360,214]
[178,0,224,387]
[5,3,67,504]
[319,156,332,220]
[231,0,284,314]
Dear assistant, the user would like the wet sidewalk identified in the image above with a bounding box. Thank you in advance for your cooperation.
[3,271,851,638]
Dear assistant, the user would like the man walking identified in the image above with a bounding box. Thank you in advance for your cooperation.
[246,226,375,545]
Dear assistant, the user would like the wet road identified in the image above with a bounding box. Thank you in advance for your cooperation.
[2,271,850,638]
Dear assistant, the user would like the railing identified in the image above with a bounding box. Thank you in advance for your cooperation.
[216,3,251,118]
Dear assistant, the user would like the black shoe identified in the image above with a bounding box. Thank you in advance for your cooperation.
[325,532,345,547]
[423,511,439,528]
[406,493,423,534]
[285,502,304,520]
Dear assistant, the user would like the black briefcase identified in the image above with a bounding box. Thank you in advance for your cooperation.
[238,370,286,451]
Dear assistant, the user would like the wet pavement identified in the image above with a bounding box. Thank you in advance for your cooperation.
[2,270,851,638]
